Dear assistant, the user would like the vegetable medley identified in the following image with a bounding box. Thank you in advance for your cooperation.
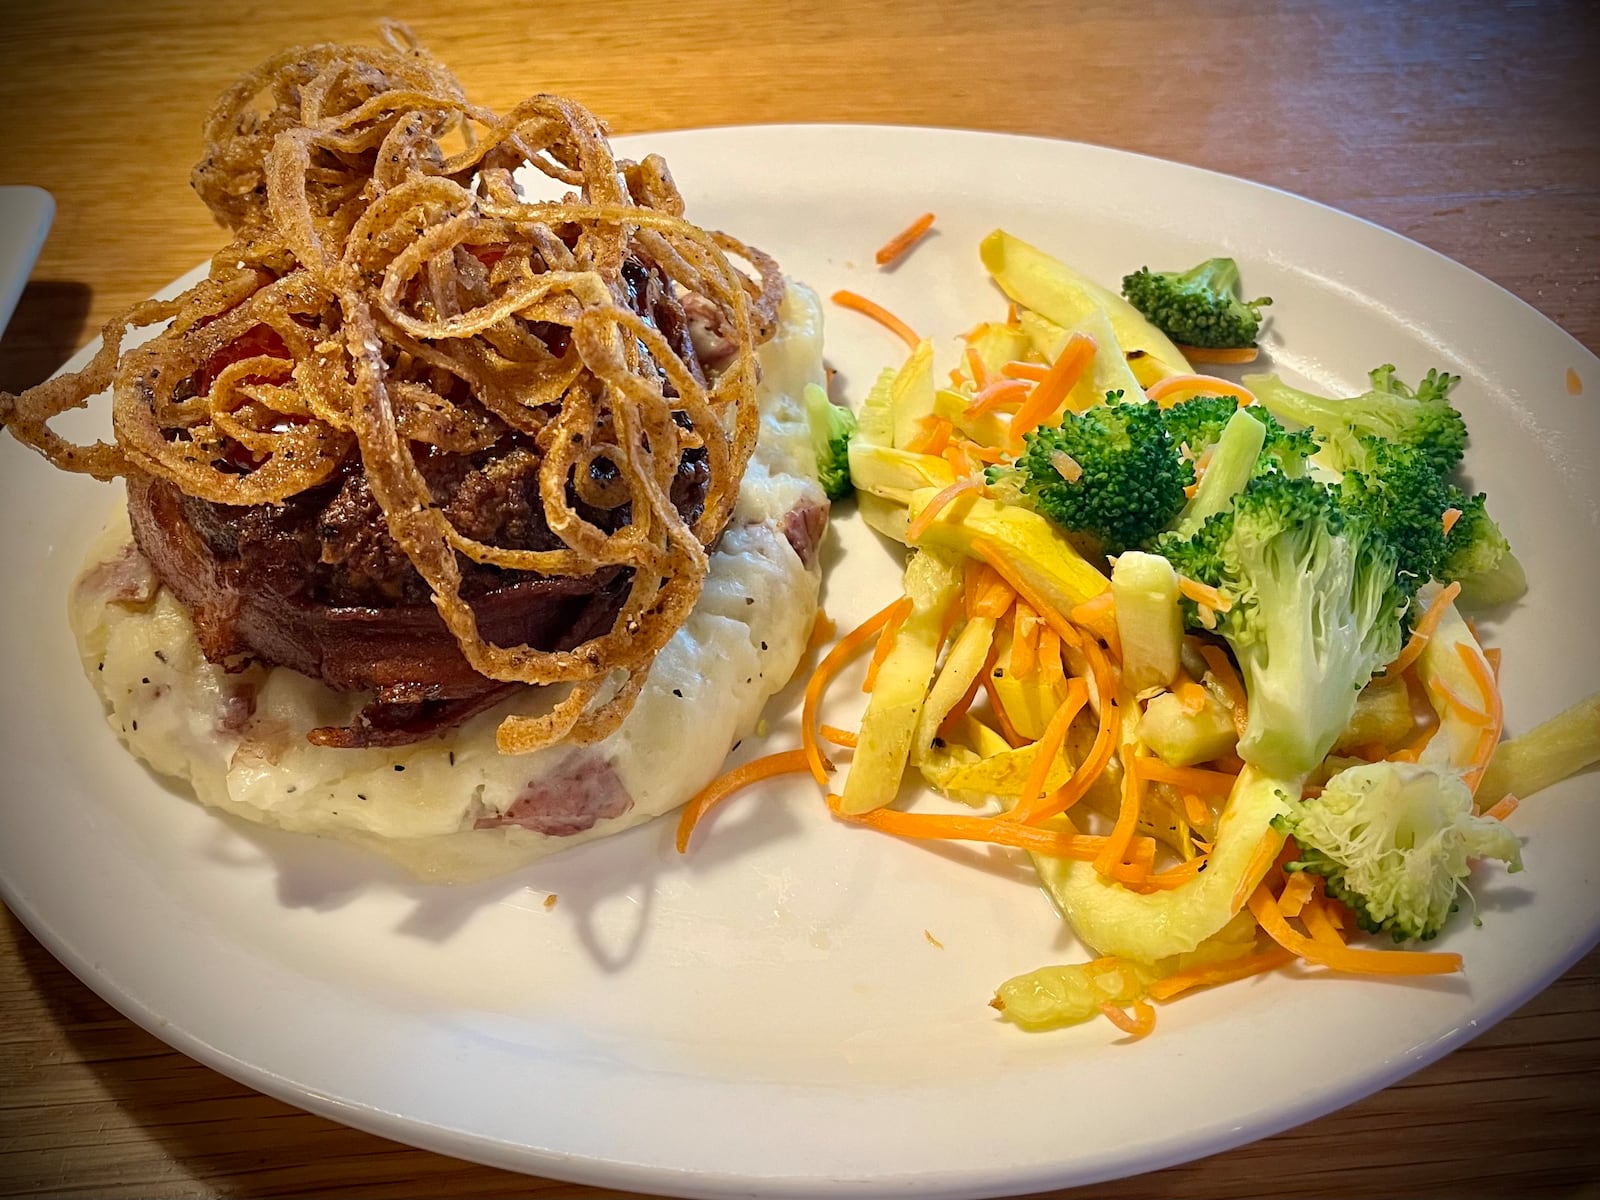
[679,223,1600,1038]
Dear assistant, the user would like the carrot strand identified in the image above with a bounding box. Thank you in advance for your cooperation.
[905,476,984,544]
[831,289,922,351]
[863,596,915,693]
[1014,678,1089,819]
[1146,948,1296,1000]
[1173,345,1260,365]
[1247,886,1462,975]
[1098,999,1157,1039]
[1231,828,1287,916]
[676,749,811,852]
[1199,644,1249,738]
[1001,360,1049,382]
[874,211,936,267]
[1382,580,1463,679]
[1145,373,1259,408]
[802,598,904,785]
[1010,333,1097,449]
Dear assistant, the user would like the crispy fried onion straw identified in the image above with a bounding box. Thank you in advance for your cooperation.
[0,32,783,754]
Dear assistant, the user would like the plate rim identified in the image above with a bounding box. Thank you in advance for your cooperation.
[3,122,1597,1199]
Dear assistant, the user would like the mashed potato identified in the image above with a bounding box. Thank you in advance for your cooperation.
[69,282,828,880]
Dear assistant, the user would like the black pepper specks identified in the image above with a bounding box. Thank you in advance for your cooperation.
[672,688,683,698]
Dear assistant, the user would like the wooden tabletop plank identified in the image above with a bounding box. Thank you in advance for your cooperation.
[1,1,1597,1196]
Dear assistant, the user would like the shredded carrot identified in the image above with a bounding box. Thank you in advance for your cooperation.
[1381,580,1463,678]
[802,598,902,785]
[676,749,811,853]
[1070,590,1119,645]
[828,793,1145,866]
[982,667,1030,749]
[1199,644,1249,738]
[1457,638,1504,792]
[1010,601,1041,679]
[1016,636,1121,823]
[1181,790,1210,829]
[1441,507,1463,537]
[942,440,974,477]
[1484,645,1502,677]
[1143,855,1208,890]
[1174,344,1260,365]
[965,536,1079,646]
[1486,793,1519,821]
[1276,864,1316,918]
[1014,679,1089,819]
[874,211,936,267]
[1098,999,1157,1039]
[904,415,953,456]
[1231,828,1287,915]
[963,539,1120,816]
[963,442,1008,465]
[963,559,998,620]
[905,476,984,544]
[1010,333,1098,449]
[1134,758,1239,794]
[963,377,1030,417]
[1177,574,1233,613]
[1001,360,1049,382]
[1147,947,1296,1001]
[964,345,990,391]
[1005,302,1021,328]
[1145,373,1259,408]
[807,609,836,651]
[970,573,1017,620]
[819,724,859,748]
[1299,892,1347,947]
[1433,674,1490,724]
[1038,623,1067,697]
[831,289,921,351]
[1173,671,1210,716]
[1247,886,1461,975]
[1095,748,1147,878]
[1388,669,1441,762]
[863,596,915,693]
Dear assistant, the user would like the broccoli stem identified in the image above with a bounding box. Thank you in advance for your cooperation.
[1170,407,1266,538]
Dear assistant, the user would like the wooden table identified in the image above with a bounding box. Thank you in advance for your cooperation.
[2,1,1597,1196]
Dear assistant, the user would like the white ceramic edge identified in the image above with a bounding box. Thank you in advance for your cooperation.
[2,126,1597,1200]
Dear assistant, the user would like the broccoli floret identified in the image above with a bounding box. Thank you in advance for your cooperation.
[1442,489,1527,606]
[1245,365,1468,476]
[1163,394,1315,477]
[1337,435,1454,594]
[803,382,857,501]
[988,393,1192,555]
[1275,760,1522,942]
[1121,258,1272,349]
[1155,473,1407,777]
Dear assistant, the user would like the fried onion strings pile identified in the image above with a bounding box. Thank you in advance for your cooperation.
[0,29,782,754]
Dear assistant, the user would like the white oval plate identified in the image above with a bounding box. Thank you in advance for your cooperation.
[2,127,1597,1199]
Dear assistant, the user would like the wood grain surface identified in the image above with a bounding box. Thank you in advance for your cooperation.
[1,1,1598,1197]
